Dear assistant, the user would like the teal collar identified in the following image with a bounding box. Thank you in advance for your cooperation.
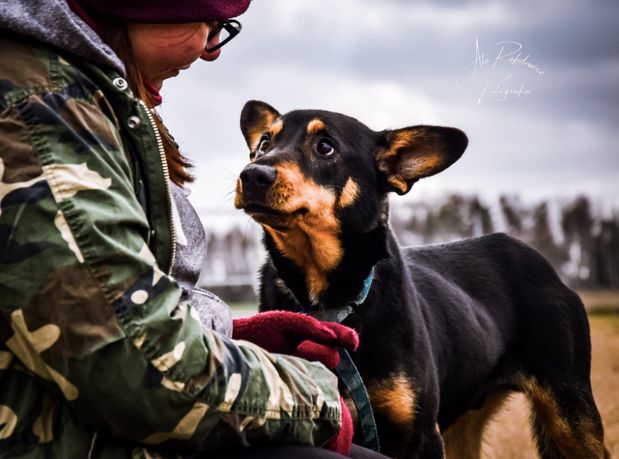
[309,267,375,323]
[355,266,375,306]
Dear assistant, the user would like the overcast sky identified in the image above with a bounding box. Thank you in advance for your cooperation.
[159,0,619,224]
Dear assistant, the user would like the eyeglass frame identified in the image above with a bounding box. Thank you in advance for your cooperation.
[205,19,242,53]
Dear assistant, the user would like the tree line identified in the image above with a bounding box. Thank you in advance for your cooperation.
[390,194,619,289]
[199,194,619,293]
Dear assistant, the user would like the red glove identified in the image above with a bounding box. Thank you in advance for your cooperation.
[296,339,342,369]
[325,396,354,455]
[233,311,356,455]
[232,310,359,368]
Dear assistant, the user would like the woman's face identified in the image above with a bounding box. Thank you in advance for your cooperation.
[128,22,221,90]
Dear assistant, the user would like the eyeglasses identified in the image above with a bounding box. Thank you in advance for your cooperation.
[205,19,242,53]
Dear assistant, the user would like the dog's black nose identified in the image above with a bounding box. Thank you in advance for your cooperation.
[240,164,277,192]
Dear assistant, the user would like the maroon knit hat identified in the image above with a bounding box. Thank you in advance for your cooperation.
[76,0,251,23]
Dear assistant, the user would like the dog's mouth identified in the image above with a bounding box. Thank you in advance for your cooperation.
[243,203,308,228]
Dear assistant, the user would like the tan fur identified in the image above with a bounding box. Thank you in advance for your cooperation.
[443,391,509,459]
[386,176,409,194]
[307,118,325,135]
[246,109,282,152]
[368,373,416,428]
[338,178,359,208]
[263,163,342,302]
[521,377,607,459]
[270,118,284,138]
[377,128,445,192]
[399,154,443,179]
[384,129,421,158]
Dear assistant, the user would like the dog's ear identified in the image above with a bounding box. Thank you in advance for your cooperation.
[376,126,468,195]
[240,100,281,151]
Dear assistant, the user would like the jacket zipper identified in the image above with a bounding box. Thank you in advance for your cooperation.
[139,100,176,275]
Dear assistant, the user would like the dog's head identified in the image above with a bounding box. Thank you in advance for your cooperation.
[235,100,467,302]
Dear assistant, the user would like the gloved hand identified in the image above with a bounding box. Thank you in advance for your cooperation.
[325,396,354,455]
[233,311,357,455]
[232,310,359,368]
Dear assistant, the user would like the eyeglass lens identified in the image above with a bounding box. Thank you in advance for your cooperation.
[205,20,241,52]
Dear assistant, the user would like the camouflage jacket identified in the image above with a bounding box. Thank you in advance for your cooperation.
[0,34,341,458]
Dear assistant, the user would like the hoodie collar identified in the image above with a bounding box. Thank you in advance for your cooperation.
[0,0,125,75]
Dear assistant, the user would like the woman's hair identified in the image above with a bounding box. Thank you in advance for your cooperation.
[97,19,194,186]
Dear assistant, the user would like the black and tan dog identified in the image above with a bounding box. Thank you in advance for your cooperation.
[234,100,610,459]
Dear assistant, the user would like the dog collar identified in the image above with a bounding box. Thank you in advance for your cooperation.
[355,266,375,306]
[310,267,375,323]
[307,267,380,453]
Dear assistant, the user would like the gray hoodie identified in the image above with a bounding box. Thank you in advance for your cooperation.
[0,0,124,73]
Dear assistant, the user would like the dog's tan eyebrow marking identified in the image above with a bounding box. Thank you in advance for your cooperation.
[271,118,284,137]
[307,118,326,135]
[338,178,359,208]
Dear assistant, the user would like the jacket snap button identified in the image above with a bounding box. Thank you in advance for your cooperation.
[127,116,141,129]
[113,77,128,91]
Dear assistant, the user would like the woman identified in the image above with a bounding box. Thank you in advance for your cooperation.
[0,0,388,457]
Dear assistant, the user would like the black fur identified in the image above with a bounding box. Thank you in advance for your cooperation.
[235,101,609,459]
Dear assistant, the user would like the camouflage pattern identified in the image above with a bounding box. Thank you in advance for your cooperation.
[0,35,341,458]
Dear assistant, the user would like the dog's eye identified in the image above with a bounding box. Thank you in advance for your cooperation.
[257,136,270,155]
[316,139,335,157]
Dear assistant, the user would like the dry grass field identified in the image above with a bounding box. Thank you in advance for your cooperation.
[481,291,619,458]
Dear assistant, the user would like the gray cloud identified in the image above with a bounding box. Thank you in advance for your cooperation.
[160,0,619,214]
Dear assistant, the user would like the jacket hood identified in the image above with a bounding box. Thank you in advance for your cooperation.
[0,0,125,75]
